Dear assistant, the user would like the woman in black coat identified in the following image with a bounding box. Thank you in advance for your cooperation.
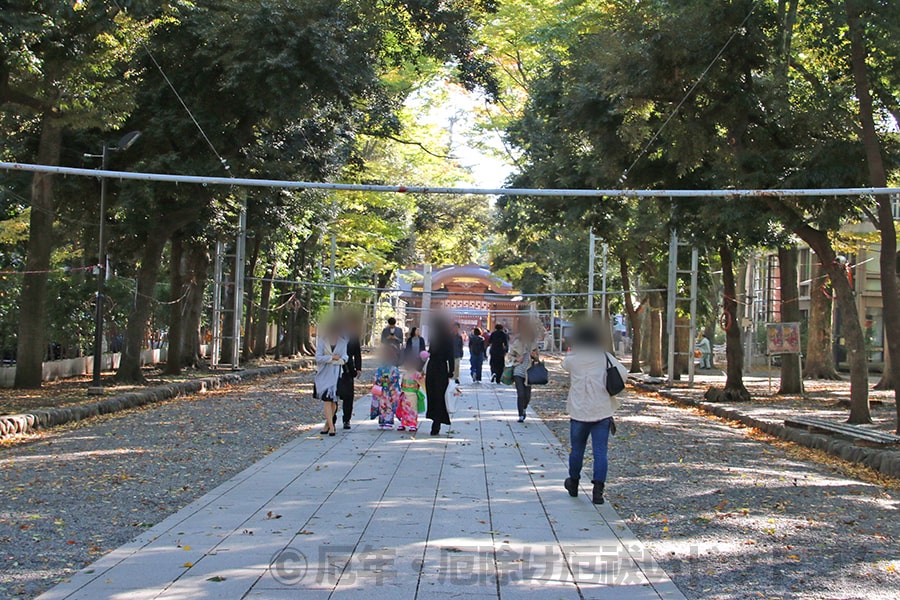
[425,319,455,436]
[488,324,509,383]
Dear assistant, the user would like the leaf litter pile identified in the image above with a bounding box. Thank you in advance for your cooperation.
[534,359,899,600]
[0,365,340,598]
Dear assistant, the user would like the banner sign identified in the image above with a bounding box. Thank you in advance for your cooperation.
[766,322,801,355]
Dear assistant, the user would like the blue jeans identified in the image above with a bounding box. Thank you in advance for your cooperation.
[569,418,612,483]
[470,353,485,381]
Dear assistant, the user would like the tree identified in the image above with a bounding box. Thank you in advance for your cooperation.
[1,3,157,386]
[804,263,840,379]
[843,0,900,429]
[778,244,804,394]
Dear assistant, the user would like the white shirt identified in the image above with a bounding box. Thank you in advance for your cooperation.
[561,349,628,422]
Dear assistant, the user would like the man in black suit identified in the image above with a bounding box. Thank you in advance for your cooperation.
[337,318,363,429]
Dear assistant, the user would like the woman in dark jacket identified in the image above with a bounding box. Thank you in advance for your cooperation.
[488,324,509,383]
[425,318,455,436]
[468,327,486,382]
[405,326,426,368]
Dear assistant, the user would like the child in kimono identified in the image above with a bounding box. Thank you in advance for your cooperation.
[397,354,424,432]
[371,345,401,429]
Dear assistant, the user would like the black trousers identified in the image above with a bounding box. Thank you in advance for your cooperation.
[490,353,506,382]
[333,374,355,424]
[514,375,531,416]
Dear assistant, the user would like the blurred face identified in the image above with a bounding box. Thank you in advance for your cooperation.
[379,344,396,363]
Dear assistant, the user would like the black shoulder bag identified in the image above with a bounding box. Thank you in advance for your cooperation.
[605,354,626,396]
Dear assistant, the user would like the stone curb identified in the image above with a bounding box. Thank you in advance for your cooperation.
[0,360,312,439]
[628,379,900,480]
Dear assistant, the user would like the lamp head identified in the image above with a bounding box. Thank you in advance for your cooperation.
[114,131,141,152]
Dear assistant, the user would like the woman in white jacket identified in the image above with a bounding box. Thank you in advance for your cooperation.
[315,320,349,437]
[561,324,628,505]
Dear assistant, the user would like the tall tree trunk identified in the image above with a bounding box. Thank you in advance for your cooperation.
[846,0,900,430]
[797,226,870,423]
[804,263,840,379]
[14,115,62,388]
[242,235,261,360]
[184,246,209,368]
[619,255,643,373]
[674,317,690,379]
[647,291,663,378]
[115,234,167,383]
[220,251,236,364]
[718,243,751,401]
[298,286,315,355]
[164,234,186,375]
[778,245,804,394]
[253,263,275,358]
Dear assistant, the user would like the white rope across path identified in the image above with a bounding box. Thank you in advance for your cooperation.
[2,161,899,198]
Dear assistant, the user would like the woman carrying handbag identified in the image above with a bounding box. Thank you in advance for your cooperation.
[561,323,628,505]
[508,323,541,422]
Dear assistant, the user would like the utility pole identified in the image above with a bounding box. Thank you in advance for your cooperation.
[666,228,678,384]
[421,264,433,342]
[600,242,609,318]
[87,131,141,394]
[587,232,596,315]
[329,233,336,311]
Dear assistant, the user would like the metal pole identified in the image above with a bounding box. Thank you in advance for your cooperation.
[549,291,556,352]
[5,162,899,198]
[587,233,596,315]
[231,198,247,369]
[89,145,109,393]
[371,274,379,347]
[421,264,433,342]
[211,242,224,368]
[329,233,336,311]
[688,246,699,386]
[600,242,609,319]
[666,228,678,384]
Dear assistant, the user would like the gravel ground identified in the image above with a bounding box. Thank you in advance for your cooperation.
[533,358,900,600]
[0,358,296,415]
[0,361,374,599]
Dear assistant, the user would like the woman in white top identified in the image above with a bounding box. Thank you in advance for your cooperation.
[561,323,628,505]
[508,324,540,422]
[315,320,349,436]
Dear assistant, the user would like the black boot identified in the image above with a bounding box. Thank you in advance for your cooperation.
[564,477,579,497]
[591,481,605,505]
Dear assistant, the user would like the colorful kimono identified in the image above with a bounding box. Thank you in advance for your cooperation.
[397,371,424,431]
[370,365,401,428]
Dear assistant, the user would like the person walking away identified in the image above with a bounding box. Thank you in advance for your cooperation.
[425,318,455,436]
[561,324,628,505]
[452,322,464,383]
[509,324,540,422]
[405,326,426,368]
[488,324,509,383]
[698,334,712,369]
[381,317,404,362]
[371,345,401,429]
[397,353,424,432]
[314,320,348,436]
[337,317,362,429]
[468,327,487,382]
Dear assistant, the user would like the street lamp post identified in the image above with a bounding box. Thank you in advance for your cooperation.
[87,131,141,394]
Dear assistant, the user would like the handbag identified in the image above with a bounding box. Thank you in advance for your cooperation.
[605,354,626,396]
[525,361,549,386]
[445,381,459,414]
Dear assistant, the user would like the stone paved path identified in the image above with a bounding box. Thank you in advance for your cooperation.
[38,364,685,600]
